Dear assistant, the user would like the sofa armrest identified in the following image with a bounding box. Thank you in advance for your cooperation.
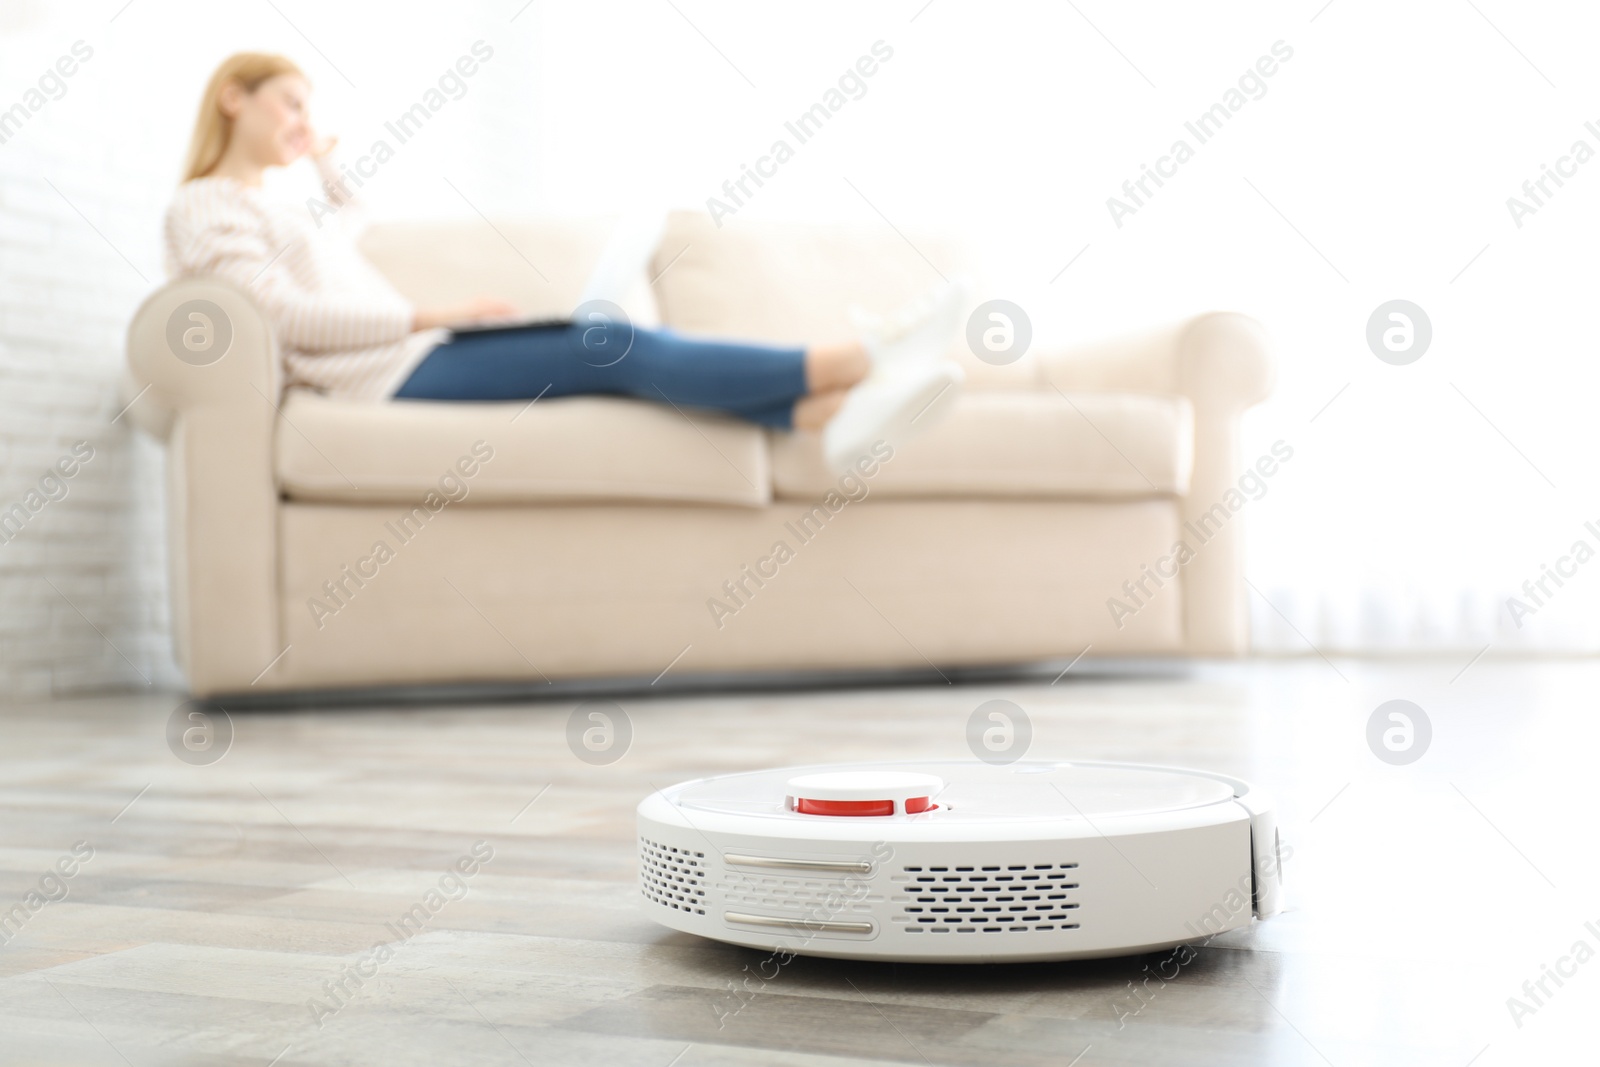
[126,277,284,694]
[1036,312,1273,411]
[126,276,281,423]
[1038,312,1276,655]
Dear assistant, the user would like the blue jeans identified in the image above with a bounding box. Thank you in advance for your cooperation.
[393,321,809,429]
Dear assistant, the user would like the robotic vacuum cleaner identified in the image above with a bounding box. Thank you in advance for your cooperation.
[637,760,1283,962]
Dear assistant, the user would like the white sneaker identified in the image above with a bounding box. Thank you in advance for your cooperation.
[823,360,965,471]
[849,276,970,374]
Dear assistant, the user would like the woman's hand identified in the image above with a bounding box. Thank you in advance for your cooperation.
[413,297,520,331]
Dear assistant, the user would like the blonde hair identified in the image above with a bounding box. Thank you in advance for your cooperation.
[181,53,305,182]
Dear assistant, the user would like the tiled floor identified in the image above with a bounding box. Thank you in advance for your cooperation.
[0,657,1593,1065]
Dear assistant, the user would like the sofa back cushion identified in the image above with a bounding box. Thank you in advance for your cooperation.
[648,211,1036,391]
[359,217,660,326]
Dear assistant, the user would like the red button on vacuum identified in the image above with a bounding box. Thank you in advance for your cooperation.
[795,798,896,817]
[786,772,944,817]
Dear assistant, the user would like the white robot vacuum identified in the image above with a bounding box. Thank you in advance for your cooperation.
[637,760,1283,962]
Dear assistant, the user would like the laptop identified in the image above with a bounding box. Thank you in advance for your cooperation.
[447,207,668,336]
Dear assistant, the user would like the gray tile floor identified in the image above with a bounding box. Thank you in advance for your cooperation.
[1,658,1593,1065]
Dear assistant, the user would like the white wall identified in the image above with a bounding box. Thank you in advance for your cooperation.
[2,7,173,696]
[520,0,1600,654]
[352,0,1600,654]
[4,1,1598,698]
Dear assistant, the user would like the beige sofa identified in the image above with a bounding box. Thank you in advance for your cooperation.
[124,211,1273,698]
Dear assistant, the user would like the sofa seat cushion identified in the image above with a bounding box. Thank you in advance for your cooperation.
[275,390,770,507]
[769,390,1192,500]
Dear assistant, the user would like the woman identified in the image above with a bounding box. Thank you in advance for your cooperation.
[165,53,965,470]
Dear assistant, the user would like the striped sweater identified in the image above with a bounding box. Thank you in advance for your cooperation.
[162,169,447,401]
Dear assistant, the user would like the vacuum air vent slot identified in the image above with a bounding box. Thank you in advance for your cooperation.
[640,836,707,916]
[891,861,1081,934]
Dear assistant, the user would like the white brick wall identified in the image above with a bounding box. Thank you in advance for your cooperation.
[0,18,179,698]
[0,0,539,697]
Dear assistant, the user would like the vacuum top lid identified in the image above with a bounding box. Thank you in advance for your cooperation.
[668,759,1241,824]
